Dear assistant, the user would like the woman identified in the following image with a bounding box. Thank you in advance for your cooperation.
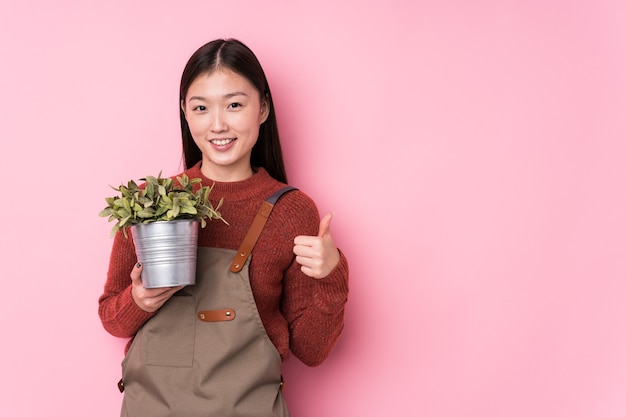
[98,38,349,417]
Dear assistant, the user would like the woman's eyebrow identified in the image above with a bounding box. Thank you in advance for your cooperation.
[188,92,249,101]
[224,92,248,98]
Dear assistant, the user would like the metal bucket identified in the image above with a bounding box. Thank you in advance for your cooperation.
[131,219,199,288]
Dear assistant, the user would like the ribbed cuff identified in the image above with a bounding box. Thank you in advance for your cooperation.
[114,286,156,335]
[312,249,349,312]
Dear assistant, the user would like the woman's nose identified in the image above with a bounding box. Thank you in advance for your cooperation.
[210,111,226,132]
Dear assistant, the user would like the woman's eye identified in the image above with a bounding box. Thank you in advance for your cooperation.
[228,103,241,109]
[193,105,207,111]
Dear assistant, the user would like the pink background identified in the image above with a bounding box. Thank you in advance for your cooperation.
[1,0,625,416]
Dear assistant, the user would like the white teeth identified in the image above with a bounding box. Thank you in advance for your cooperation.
[211,138,234,146]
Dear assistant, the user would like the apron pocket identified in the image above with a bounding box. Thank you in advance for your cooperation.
[145,294,196,367]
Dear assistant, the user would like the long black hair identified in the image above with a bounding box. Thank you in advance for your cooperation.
[179,39,287,184]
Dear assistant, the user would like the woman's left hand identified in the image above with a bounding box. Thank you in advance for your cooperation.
[294,213,341,279]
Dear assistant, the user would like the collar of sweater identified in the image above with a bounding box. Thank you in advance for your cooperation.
[185,162,280,202]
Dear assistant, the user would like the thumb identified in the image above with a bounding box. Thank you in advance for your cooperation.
[130,262,143,285]
[318,212,334,238]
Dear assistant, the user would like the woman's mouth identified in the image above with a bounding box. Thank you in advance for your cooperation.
[210,138,235,146]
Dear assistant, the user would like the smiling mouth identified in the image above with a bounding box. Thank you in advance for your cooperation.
[210,138,235,146]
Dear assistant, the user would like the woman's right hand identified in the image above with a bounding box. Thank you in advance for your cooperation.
[130,262,183,312]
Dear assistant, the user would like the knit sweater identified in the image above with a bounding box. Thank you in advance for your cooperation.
[98,163,349,366]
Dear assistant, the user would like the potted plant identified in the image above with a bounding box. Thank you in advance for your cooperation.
[99,172,227,288]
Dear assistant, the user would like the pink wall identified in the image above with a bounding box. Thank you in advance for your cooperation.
[1,0,625,416]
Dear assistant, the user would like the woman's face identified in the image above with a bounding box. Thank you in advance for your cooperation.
[182,68,269,182]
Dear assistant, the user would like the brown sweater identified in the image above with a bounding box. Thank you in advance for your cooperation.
[98,164,349,366]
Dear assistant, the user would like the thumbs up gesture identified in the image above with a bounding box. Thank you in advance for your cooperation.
[293,213,341,279]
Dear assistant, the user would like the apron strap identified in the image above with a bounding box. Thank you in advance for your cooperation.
[230,186,298,272]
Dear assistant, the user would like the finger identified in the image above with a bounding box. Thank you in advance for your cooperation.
[318,212,334,238]
[166,285,184,295]
[295,254,317,268]
[293,242,318,257]
[153,286,178,301]
[299,263,324,279]
[299,264,314,278]
[294,235,318,247]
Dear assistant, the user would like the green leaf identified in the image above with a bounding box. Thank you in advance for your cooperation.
[166,203,180,219]
[176,175,188,188]
[98,207,114,217]
[155,205,169,217]
[119,215,132,227]
[136,208,156,218]
[145,181,154,198]
[180,205,197,215]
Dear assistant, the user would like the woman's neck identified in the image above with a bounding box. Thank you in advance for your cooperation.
[200,160,254,182]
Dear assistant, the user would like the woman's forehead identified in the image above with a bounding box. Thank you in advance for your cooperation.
[187,68,258,98]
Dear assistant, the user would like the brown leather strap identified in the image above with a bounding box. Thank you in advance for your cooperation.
[230,186,297,273]
[198,309,236,322]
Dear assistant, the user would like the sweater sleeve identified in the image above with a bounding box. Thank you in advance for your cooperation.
[98,231,156,338]
[279,194,349,367]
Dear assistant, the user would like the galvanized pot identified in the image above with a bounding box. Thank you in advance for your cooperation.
[131,219,199,289]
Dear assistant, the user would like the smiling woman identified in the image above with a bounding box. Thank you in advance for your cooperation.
[178,39,288,185]
[98,38,349,417]
[181,69,270,182]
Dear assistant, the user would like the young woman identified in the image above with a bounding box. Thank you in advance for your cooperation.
[98,38,349,417]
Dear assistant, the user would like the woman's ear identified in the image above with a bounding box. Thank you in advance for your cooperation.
[180,100,187,118]
[259,96,270,124]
